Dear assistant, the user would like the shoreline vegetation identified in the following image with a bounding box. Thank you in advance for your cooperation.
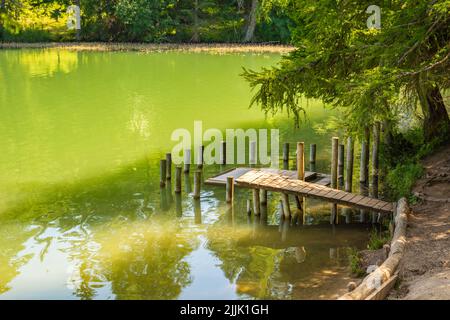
[0,42,295,54]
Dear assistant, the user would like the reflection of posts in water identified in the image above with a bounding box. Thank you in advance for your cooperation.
[175,166,182,193]
[175,193,182,217]
[184,173,191,194]
[194,199,202,224]
[226,176,234,204]
[166,182,173,206]
[260,189,267,206]
[329,247,337,259]
[225,204,234,225]
[295,247,307,263]
[160,186,168,211]
[260,203,268,226]
[193,171,201,199]
[281,216,290,242]
[344,207,352,224]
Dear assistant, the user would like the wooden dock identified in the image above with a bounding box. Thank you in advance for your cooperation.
[205,167,331,186]
[235,169,393,214]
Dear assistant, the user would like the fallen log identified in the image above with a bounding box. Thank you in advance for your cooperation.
[338,197,409,300]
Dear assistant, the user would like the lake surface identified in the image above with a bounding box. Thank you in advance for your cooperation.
[0,49,370,299]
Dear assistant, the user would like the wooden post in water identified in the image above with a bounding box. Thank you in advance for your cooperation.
[297,142,305,180]
[371,122,380,199]
[331,137,339,188]
[260,189,267,205]
[331,137,339,224]
[338,144,345,189]
[283,143,289,170]
[344,137,354,224]
[252,189,260,216]
[197,145,204,169]
[175,166,182,193]
[360,136,369,223]
[345,137,354,193]
[363,126,370,188]
[160,159,167,187]
[281,193,291,219]
[226,176,234,204]
[184,149,191,173]
[166,153,172,180]
[193,171,201,199]
[220,141,227,165]
[309,144,316,172]
[246,199,252,215]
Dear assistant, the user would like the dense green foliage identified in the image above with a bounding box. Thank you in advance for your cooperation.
[243,0,450,143]
[0,0,292,42]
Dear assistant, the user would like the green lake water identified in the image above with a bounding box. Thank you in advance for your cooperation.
[0,49,370,299]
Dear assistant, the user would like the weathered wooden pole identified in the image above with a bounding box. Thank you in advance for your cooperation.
[184,172,191,193]
[371,122,380,199]
[338,144,345,189]
[252,189,260,215]
[309,144,316,172]
[260,189,267,205]
[175,166,182,193]
[166,153,172,180]
[281,193,291,219]
[220,141,227,165]
[193,171,201,199]
[297,142,305,180]
[184,149,191,173]
[249,140,257,165]
[283,143,289,170]
[360,133,369,223]
[197,145,204,169]
[226,176,234,204]
[331,137,339,224]
[160,159,167,187]
[345,137,354,193]
[175,193,182,216]
[344,137,354,224]
[363,126,370,188]
[331,137,339,189]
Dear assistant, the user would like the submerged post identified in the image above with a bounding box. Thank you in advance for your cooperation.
[297,142,305,180]
[193,171,201,199]
[221,141,227,165]
[309,144,316,172]
[197,145,204,169]
[226,176,234,204]
[252,189,261,215]
[371,122,380,199]
[260,189,267,205]
[283,143,289,170]
[175,166,182,193]
[338,144,345,189]
[160,159,167,187]
[166,153,172,180]
[281,193,291,219]
[184,149,191,173]
[345,137,354,193]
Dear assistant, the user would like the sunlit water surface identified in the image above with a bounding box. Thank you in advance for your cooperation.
[0,49,370,299]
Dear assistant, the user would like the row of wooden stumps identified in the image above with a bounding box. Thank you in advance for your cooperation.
[330,122,382,224]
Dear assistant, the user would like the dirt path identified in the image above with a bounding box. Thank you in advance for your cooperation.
[389,144,450,300]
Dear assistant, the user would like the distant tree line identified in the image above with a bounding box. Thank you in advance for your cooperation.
[0,0,293,43]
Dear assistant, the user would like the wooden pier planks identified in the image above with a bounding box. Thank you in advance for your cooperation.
[236,170,393,214]
[204,167,328,186]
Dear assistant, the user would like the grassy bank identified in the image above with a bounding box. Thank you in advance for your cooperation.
[0,42,295,54]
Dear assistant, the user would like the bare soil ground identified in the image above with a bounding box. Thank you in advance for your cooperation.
[389,144,450,300]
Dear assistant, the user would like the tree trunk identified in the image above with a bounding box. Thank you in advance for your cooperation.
[416,82,450,142]
[243,0,258,42]
[0,0,6,41]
